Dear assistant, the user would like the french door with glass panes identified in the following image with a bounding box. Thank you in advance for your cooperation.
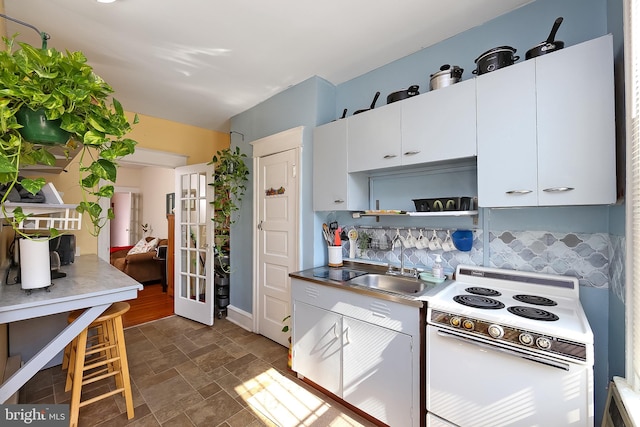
[174,163,215,325]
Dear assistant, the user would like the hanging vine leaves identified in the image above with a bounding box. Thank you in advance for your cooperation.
[208,147,249,270]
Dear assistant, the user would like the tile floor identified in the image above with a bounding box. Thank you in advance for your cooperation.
[21,315,378,427]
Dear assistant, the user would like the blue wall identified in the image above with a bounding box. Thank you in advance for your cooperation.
[228,76,334,313]
[229,0,623,423]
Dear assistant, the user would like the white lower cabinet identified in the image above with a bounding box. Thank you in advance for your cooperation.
[291,278,421,427]
[342,316,413,427]
[292,301,342,395]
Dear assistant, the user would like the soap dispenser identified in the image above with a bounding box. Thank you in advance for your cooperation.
[432,254,444,279]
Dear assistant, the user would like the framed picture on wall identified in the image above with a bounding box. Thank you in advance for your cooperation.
[166,193,175,215]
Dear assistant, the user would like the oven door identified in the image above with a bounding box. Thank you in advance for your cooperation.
[427,326,593,427]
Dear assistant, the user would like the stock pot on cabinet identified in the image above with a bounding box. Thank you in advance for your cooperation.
[472,46,519,75]
[429,64,463,90]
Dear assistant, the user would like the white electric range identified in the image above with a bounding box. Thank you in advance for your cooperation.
[426,265,594,427]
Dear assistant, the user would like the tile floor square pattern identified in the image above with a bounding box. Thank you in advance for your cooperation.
[21,315,378,427]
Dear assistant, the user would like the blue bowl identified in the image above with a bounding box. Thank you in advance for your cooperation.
[452,230,473,251]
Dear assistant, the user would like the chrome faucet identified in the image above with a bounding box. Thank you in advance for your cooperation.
[387,232,418,278]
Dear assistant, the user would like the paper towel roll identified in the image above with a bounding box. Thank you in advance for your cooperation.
[20,238,51,290]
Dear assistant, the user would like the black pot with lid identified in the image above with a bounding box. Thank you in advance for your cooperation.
[430,64,464,91]
[472,46,519,75]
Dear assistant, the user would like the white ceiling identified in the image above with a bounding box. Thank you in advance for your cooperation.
[4,0,533,133]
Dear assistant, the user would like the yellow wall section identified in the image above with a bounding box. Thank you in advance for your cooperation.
[126,112,229,164]
[39,112,230,255]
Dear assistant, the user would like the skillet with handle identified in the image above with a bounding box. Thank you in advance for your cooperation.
[353,91,380,115]
[526,17,564,60]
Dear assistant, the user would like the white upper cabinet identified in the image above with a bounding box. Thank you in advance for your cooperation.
[477,60,538,207]
[535,35,615,206]
[347,102,402,172]
[477,34,615,207]
[346,81,477,173]
[401,79,477,165]
[313,119,368,211]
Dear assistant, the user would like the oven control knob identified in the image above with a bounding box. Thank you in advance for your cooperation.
[536,337,552,350]
[488,324,504,339]
[519,333,534,346]
[462,319,475,330]
[450,316,462,327]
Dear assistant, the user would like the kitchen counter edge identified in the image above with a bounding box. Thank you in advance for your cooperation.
[289,261,452,308]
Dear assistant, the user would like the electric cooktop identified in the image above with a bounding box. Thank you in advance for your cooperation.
[312,267,368,282]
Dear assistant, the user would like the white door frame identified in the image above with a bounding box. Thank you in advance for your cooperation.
[251,126,304,336]
[97,149,188,262]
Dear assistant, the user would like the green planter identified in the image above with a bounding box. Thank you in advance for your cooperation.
[15,107,71,146]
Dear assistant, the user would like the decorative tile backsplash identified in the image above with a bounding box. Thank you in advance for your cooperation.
[610,234,626,301]
[342,226,620,289]
[489,231,611,288]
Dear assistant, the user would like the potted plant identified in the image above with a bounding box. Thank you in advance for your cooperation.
[0,34,138,237]
[358,231,371,257]
[208,147,249,268]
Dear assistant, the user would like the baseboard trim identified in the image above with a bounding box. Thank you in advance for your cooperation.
[226,305,253,332]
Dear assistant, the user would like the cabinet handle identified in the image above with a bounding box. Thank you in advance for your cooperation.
[334,199,344,204]
[404,150,421,156]
[505,190,533,195]
[543,187,575,193]
[257,220,264,230]
[333,323,338,339]
[344,327,350,344]
[383,154,397,159]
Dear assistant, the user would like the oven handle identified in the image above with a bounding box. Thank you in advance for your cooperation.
[435,329,571,371]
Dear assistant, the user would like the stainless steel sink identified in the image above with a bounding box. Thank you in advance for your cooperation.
[348,273,426,295]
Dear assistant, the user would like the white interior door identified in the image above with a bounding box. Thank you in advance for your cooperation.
[174,163,215,325]
[110,190,142,246]
[110,192,132,247]
[256,148,298,346]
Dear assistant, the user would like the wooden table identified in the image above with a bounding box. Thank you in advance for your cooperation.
[0,255,142,403]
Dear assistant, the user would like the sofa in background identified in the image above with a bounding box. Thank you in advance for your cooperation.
[110,237,168,284]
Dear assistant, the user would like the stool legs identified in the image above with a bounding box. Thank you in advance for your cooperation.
[68,328,88,427]
[113,315,134,418]
[66,303,134,427]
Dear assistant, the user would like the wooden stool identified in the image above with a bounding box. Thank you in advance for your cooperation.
[65,302,134,427]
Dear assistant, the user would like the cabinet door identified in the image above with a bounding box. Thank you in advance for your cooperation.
[342,317,413,427]
[292,301,342,396]
[313,120,349,211]
[347,102,402,172]
[536,35,616,206]
[401,79,477,165]
[476,60,538,207]
[313,120,368,211]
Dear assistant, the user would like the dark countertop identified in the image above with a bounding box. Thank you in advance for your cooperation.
[290,261,451,308]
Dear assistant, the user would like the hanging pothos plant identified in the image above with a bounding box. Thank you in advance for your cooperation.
[0,35,138,237]
[208,147,249,259]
